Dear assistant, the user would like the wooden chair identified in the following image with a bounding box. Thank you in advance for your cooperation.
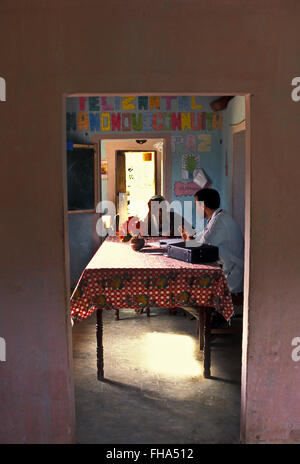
[180,292,243,350]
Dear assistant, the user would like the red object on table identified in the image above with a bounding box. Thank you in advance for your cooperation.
[118,216,141,237]
[70,237,234,323]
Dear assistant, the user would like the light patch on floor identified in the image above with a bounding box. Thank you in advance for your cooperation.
[73,309,242,444]
[141,332,201,377]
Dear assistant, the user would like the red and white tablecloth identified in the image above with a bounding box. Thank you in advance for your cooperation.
[70,238,234,323]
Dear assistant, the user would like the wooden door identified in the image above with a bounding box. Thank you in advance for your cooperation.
[115,150,157,220]
[116,151,126,213]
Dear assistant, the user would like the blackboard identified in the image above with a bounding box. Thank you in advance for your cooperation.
[67,147,95,211]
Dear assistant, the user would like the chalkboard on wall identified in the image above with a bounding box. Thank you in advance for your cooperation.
[67,145,96,211]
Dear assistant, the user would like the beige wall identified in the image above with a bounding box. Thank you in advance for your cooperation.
[0,0,300,443]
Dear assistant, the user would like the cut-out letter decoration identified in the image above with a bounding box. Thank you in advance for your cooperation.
[122,113,131,131]
[153,113,164,131]
[0,77,6,101]
[78,112,89,131]
[198,134,211,152]
[186,134,196,151]
[150,96,160,110]
[181,113,191,131]
[291,77,300,102]
[212,112,222,130]
[122,96,136,110]
[79,96,87,111]
[171,136,184,152]
[161,96,177,110]
[101,113,111,131]
[191,96,203,110]
[101,97,114,111]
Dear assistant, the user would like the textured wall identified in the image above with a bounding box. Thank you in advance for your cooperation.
[0,0,300,444]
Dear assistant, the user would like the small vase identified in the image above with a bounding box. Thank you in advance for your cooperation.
[130,236,145,251]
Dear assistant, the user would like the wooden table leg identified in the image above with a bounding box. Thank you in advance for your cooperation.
[96,308,104,380]
[198,308,204,350]
[203,307,212,378]
[146,306,150,317]
[114,308,119,320]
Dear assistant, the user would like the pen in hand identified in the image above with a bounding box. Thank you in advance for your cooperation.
[178,226,195,241]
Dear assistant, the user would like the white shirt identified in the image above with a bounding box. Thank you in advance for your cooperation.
[196,208,244,293]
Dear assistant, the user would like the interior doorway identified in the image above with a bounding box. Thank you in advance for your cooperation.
[65,93,250,444]
[94,136,170,231]
[116,150,157,219]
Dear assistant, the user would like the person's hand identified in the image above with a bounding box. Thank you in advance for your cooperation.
[178,226,193,241]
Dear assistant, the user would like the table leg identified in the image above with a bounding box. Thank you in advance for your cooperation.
[114,308,119,320]
[96,309,104,380]
[203,307,212,378]
[146,306,150,317]
[198,308,204,350]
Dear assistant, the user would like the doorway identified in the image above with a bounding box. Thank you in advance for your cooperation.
[65,93,250,444]
[94,136,170,230]
[116,150,157,219]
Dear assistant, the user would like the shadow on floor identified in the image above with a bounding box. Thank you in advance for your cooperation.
[72,308,242,444]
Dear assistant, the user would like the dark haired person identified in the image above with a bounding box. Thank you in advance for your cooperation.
[182,188,244,298]
[141,195,193,237]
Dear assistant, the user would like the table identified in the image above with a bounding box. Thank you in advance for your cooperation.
[70,237,234,378]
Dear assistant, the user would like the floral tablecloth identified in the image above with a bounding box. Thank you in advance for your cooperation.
[70,238,234,323]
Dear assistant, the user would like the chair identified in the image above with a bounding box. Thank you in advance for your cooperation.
[180,292,243,351]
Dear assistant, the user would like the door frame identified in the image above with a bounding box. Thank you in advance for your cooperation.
[230,121,246,236]
[115,149,158,217]
[64,93,251,444]
[91,133,172,204]
[230,120,246,224]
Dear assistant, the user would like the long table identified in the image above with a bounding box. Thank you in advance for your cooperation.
[70,237,234,378]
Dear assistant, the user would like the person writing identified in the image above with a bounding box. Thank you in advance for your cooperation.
[141,194,193,238]
[118,195,191,239]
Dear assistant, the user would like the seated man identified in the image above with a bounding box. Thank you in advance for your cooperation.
[183,188,244,299]
[140,194,193,237]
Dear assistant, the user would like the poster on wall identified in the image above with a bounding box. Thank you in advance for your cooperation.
[182,153,200,180]
[101,159,108,179]
[193,168,209,188]
[175,167,210,197]
[174,181,200,197]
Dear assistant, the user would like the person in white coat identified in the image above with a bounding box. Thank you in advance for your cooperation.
[182,188,244,296]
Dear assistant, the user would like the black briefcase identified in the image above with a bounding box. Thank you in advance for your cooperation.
[167,242,219,264]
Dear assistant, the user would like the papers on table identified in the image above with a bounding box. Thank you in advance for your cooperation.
[146,238,184,249]
[139,248,166,254]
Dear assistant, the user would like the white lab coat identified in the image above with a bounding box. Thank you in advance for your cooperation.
[195,208,244,293]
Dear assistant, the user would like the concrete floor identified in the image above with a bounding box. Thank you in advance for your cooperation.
[72,308,242,444]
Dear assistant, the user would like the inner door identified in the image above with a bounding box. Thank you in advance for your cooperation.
[116,150,157,221]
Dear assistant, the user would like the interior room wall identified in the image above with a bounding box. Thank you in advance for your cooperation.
[66,95,225,212]
[67,96,227,283]
[68,213,99,290]
[221,96,246,213]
